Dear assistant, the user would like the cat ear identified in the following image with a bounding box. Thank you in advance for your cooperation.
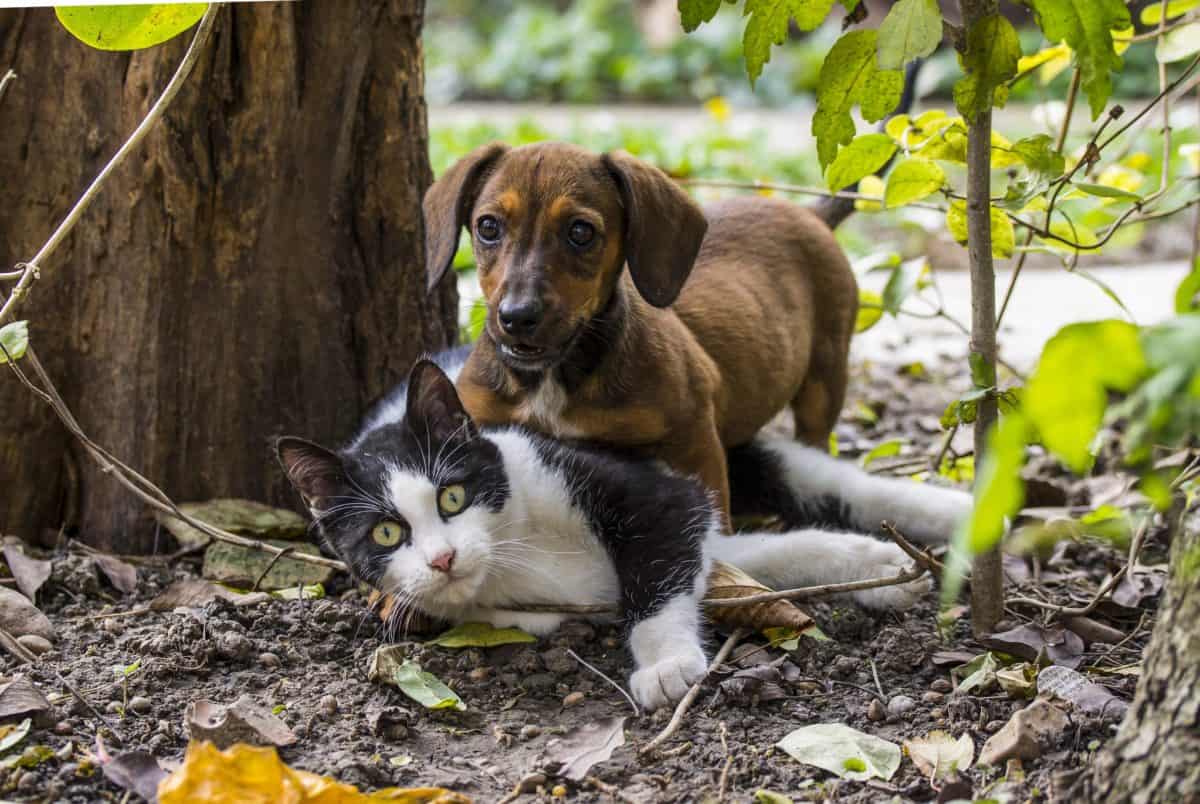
[276,437,346,511]
[406,359,478,443]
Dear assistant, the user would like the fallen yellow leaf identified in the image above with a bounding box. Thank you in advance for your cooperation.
[158,742,471,804]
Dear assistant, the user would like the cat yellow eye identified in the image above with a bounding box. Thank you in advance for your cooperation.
[438,484,468,516]
[371,520,405,547]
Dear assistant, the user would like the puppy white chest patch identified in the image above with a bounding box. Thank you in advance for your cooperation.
[517,378,582,438]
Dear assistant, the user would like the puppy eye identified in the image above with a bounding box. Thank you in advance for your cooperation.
[371,520,406,547]
[567,220,595,248]
[476,216,502,244]
[438,484,470,516]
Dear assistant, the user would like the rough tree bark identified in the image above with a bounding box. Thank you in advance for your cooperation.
[958,0,1004,636]
[0,2,456,551]
[1083,509,1200,803]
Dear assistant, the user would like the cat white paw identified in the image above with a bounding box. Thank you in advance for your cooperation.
[850,543,932,611]
[629,646,708,711]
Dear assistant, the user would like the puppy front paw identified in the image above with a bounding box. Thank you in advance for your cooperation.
[850,543,932,611]
[629,646,708,711]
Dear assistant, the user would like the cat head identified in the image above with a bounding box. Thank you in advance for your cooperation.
[277,360,510,610]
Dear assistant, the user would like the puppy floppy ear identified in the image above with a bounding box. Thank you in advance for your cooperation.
[406,359,479,444]
[602,151,708,308]
[424,142,509,294]
[276,437,346,512]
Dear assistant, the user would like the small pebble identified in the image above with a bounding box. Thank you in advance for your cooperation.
[468,667,490,682]
[867,699,886,722]
[101,619,124,635]
[53,722,73,736]
[55,743,73,762]
[519,725,542,741]
[887,695,916,717]
[562,691,585,707]
[129,696,153,715]
[922,691,945,704]
[931,678,953,694]
[319,695,338,717]
[16,635,52,655]
[930,707,945,720]
[217,632,253,661]
[16,772,38,793]
[258,652,282,669]
[105,701,123,715]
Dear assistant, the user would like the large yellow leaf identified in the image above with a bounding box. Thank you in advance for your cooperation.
[158,742,471,803]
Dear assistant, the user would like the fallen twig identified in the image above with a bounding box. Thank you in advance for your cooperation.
[702,567,926,608]
[640,628,746,756]
[566,649,640,718]
[584,775,640,804]
[882,521,946,574]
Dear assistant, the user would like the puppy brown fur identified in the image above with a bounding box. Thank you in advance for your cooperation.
[424,142,857,522]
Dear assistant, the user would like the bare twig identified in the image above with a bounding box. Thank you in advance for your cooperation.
[882,521,946,574]
[566,649,640,718]
[640,628,746,756]
[251,546,296,591]
[702,566,926,608]
[1008,565,1129,617]
[0,4,223,330]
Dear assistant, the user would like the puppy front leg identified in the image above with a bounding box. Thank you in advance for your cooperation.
[670,421,732,530]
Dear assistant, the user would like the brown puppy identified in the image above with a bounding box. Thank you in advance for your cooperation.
[424,142,857,523]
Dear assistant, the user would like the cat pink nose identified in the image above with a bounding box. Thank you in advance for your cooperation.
[429,550,456,573]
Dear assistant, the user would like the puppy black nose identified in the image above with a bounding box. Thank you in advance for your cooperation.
[498,298,543,336]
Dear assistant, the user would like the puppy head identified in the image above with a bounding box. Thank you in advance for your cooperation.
[424,142,708,372]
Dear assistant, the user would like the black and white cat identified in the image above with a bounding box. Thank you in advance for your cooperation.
[277,350,971,710]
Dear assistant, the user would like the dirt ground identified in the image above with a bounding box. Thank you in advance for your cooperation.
[2,356,1163,803]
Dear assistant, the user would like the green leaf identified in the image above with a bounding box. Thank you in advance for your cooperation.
[861,438,904,468]
[1010,134,1066,178]
[946,201,1015,258]
[753,791,794,804]
[1175,258,1200,313]
[0,321,28,364]
[743,0,837,85]
[369,648,466,711]
[679,0,724,32]
[825,133,897,193]
[856,289,884,333]
[1073,182,1142,201]
[1141,0,1200,25]
[881,257,927,314]
[876,0,943,71]
[1025,0,1131,119]
[270,583,325,601]
[776,723,901,781]
[429,622,537,648]
[953,652,1001,693]
[966,413,1029,553]
[55,4,208,51]
[813,30,904,168]
[884,157,945,208]
[1024,321,1147,472]
[1157,22,1200,63]
[953,15,1021,122]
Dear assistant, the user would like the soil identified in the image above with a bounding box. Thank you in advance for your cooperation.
[1,356,1164,803]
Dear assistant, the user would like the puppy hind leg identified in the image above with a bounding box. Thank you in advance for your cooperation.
[790,342,849,448]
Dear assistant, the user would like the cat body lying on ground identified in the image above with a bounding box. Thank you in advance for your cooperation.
[278,348,971,710]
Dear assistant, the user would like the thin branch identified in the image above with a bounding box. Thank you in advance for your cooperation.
[882,521,945,575]
[566,649,641,718]
[640,628,746,755]
[702,566,927,608]
[0,4,223,330]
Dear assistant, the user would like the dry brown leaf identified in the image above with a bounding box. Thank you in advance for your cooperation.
[0,677,52,726]
[100,750,169,803]
[185,695,297,749]
[1,545,52,602]
[0,587,55,642]
[157,741,471,803]
[903,731,974,779]
[93,554,138,595]
[703,560,815,632]
[543,716,626,781]
[149,580,270,611]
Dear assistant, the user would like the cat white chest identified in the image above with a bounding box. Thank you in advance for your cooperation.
[516,378,582,438]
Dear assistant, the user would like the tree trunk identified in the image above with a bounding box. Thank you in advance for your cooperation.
[0,2,455,552]
[959,0,1003,636]
[1083,509,1200,803]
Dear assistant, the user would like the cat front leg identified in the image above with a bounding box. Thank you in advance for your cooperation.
[627,592,709,711]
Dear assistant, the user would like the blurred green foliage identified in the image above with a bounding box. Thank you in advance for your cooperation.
[426,0,1174,107]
